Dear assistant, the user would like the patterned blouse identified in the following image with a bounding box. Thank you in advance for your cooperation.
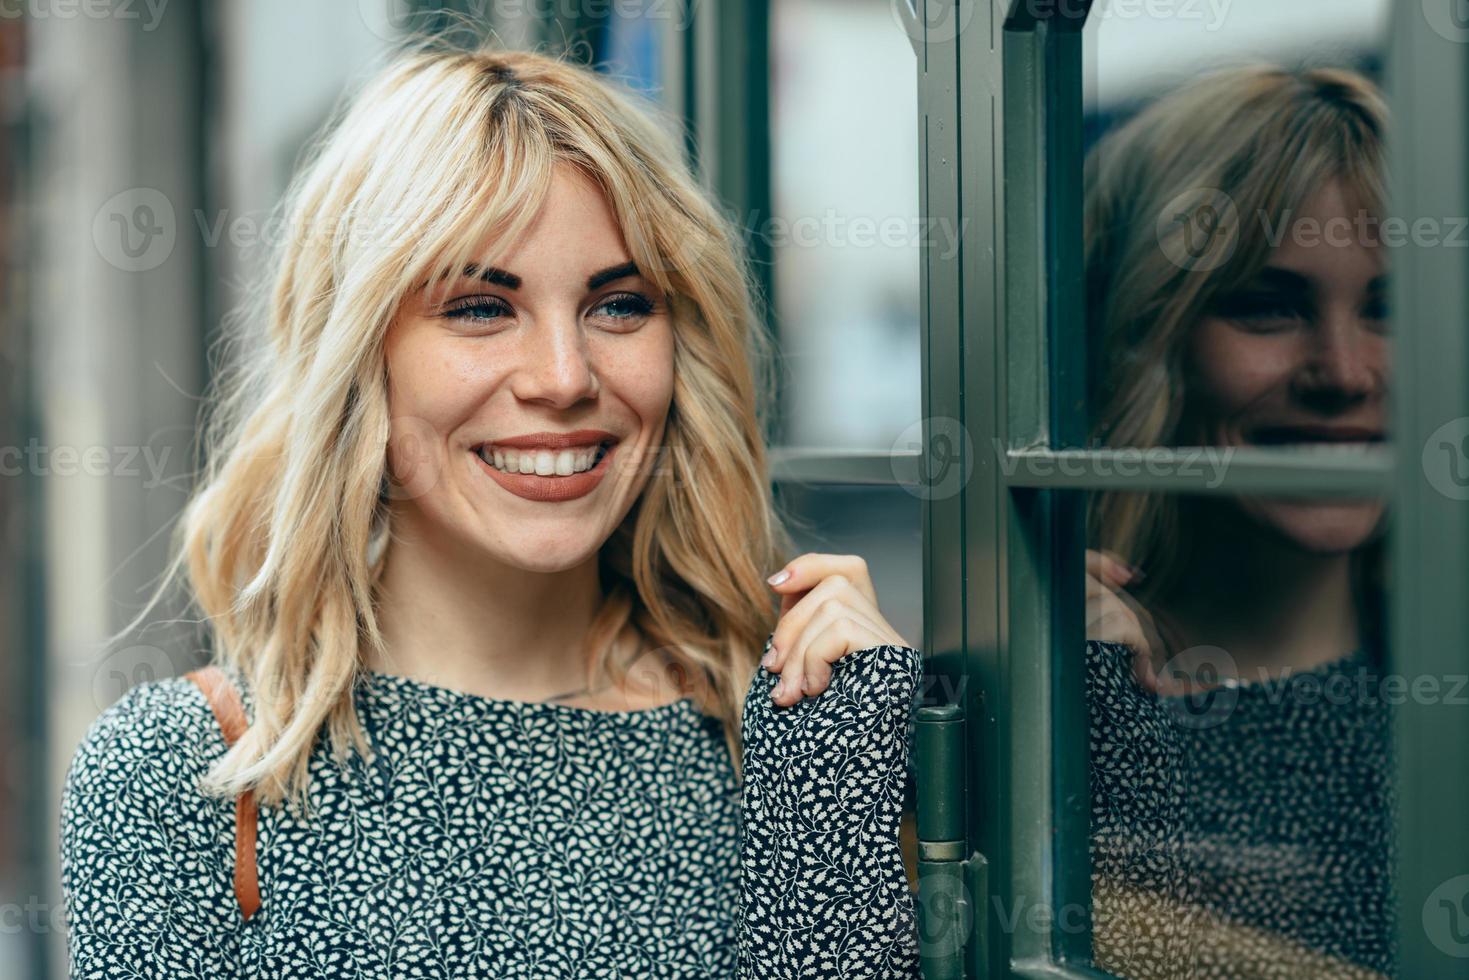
[1087,639,1395,978]
[59,638,926,979]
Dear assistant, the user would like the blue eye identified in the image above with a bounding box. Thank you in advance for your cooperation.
[591,292,656,322]
[441,297,512,323]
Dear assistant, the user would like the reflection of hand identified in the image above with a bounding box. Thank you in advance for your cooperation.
[1085,549,1165,693]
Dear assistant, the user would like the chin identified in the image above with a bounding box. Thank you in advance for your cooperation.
[476,528,604,574]
[1238,498,1386,554]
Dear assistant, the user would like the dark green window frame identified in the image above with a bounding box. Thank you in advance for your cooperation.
[940,1,1465,977]
[686,0,1469,976]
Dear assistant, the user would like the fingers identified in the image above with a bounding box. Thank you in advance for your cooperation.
[1086,572,1153,665]
[1086,549,1140,590]
[763,552,909,709]
[766,569,887,675]
[770,604,890,708]
[766,553,878,610]
[1086,569,1170,693]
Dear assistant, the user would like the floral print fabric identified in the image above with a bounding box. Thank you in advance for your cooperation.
[736,637,924,978]
[60,665,743,978]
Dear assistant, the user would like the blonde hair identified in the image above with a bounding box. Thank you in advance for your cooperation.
[138,42,792,812]
[1084,64,1388,600]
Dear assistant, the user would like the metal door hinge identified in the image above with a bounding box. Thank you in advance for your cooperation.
[914,703,988,979]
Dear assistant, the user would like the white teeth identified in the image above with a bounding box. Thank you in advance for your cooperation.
[479,444,605,477]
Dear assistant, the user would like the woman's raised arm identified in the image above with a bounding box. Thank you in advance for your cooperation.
[736,633,925,978]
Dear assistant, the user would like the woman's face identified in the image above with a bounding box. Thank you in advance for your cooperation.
[382,162,675,572]
[1184,178,1389,553]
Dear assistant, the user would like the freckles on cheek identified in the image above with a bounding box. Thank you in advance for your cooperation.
[603,335,674,414]
[1188,321,1285,415]
[388,333,491,428]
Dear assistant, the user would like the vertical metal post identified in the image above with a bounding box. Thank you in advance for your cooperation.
[1389,2,1469,976]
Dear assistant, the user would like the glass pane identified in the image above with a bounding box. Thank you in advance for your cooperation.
[770,0,920,450]
[772,483,923,650]
[1078,1,1394,457]
[594,0,669,102]
[1079,488,1393,977]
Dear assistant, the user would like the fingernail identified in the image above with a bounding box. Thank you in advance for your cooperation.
[761,645,777,668]
[771,679,784,699]
[767,569,790,586]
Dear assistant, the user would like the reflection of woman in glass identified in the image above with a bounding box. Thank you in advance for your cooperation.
[1082,65,1392,978]
[58,44,922,977]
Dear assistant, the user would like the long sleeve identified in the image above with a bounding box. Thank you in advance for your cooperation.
[736,634,924,979]
[59,678,247,979]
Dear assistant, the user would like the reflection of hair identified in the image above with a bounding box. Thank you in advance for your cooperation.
[138,44,791,811]
[1084,64,1387,601]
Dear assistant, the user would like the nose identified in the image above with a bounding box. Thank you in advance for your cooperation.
[1293,311,1383,407]
[509,312,600,408]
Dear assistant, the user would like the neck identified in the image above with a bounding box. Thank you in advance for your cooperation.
[1154,499,1361,681]
[368,505,605,702]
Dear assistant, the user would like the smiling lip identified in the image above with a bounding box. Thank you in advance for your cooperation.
[1247,425,1385,446]
[481,429,618,452]
[473,439,618,503]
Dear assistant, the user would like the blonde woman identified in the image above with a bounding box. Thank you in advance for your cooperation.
[59,44,924,978]
[1081,66,1393,977]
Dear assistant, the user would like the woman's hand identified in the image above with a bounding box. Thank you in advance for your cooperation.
[1086,549,1164,693]
[762,552,912,708]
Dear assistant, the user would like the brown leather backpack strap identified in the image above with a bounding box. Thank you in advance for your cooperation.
[184,666,262,921]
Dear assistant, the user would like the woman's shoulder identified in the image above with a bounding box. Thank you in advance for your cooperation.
[61,670,239,833]
[60,670,251,974]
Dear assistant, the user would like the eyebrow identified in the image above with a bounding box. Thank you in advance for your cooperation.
[1250,266,1391,293]
[1250,267,1312,291]
[462,264,522,290]
[588,261,640,290]
[459,261,642,292]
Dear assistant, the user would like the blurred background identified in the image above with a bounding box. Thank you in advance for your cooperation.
[0,0,1405,977]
